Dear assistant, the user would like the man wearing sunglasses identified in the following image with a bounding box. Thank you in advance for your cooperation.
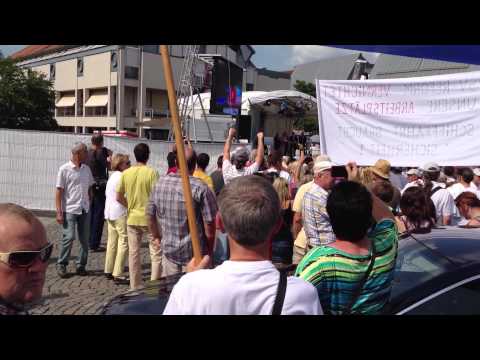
[0,203,51,315]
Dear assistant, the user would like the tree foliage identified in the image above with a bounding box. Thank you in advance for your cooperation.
[293,80,318,133]
[293,80,316,98]
[0,58,58,131]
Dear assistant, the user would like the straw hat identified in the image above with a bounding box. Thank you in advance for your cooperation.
[370,159,391,180]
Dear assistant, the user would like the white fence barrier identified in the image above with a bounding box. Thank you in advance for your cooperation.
[0,129,232,211]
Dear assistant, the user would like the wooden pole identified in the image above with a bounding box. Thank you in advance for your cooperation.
[160,45,202,264]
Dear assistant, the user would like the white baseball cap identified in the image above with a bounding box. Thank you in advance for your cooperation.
[406,168,421,176]
[313,158,334,174]
[422,162,441,172]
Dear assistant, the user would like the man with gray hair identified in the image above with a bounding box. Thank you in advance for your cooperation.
[0,203,51,315]
[302,156,336,249]
[163,175,322,315]
[222,128,265,184]
[55,142,95,278]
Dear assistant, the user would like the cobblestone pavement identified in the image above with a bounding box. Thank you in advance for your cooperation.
[30,216,152,315]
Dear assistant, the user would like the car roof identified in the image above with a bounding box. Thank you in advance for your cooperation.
[399,226,480,267]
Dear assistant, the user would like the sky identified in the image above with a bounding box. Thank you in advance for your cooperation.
[0,45,379,70]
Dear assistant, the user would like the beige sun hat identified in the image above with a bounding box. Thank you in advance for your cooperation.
[370,159,391,180]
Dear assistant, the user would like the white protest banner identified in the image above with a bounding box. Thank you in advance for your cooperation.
[316,71,480,166]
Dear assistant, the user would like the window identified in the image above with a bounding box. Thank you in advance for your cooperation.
[405,277,480,315]
[143,45,159,54]
[246,83,254,91]
[50,64,55,80]
[77,58,84,77]
[125,66,139,80]
[390,238,454,300]
[111,51,118,71]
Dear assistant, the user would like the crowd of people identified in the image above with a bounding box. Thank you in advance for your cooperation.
[1,130,480,315]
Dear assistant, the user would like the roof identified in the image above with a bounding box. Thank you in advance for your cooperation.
[9,45,76,61]
[402,227,480,267]
[257,68,291,79]
[370,53,480,79]
[291,53,366,83]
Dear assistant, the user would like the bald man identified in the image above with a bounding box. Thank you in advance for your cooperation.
[0,203,51,315]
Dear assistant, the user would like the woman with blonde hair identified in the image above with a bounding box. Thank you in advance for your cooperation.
[104,153,131,284]
[271,177,294,264]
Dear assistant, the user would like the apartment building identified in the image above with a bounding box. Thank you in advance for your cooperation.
[12,45,289,139]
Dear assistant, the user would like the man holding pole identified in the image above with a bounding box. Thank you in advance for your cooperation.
[147,148,217,276]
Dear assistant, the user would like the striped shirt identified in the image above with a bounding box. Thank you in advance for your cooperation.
[302,183,335,247]
[295,219,398,315]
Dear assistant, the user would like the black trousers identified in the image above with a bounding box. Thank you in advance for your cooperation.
[89,189,106,249]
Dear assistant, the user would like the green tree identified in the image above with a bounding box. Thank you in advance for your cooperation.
[0,58,58,131]
[293,80,316,98]
[293,80,318,133]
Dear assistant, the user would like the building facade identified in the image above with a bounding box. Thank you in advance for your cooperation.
[12,45,289,139]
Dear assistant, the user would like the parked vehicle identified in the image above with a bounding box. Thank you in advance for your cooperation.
[101,227,480,315]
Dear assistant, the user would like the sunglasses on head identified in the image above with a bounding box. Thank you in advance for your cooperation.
[0,243,53,269]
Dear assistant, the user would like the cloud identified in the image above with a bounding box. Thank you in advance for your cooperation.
[291,45,379,66]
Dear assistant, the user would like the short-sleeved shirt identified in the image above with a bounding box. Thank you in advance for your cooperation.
[222,159,259,184]
[163,260,323,315]
[116,165,159,227]
[56,161,95,214]
[146,174,218,266]
[266,168,291,183]
[302,183,335,247]
[292,181,314,249]
[296,219,398,315]
[104,171,127,221]
[193,169,214,191]
[430,181,455,224]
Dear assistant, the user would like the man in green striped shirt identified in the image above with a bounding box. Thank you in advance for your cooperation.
[296,163,398,315]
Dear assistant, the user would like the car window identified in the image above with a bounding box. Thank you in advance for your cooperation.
[391,237,453,299]
[405,277,480,315]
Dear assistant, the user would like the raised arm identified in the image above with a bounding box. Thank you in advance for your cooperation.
[255,131,264,166]
[223,127,236,162]
[346,162,394,222]
[294,147,305,184]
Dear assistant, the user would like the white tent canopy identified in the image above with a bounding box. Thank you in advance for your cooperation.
[180,90,317,116]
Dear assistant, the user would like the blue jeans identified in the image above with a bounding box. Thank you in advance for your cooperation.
[58,211,91,268]
[89,190,105,249]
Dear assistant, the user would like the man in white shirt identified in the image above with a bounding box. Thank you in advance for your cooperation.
[267,150,291,182]
[401,168,424,195]
[163,175,322,315]
[448,168,477,200]
[422,162,455,225]
[447,168,479,225]
[55,142,95,278]
[222,128,264,184]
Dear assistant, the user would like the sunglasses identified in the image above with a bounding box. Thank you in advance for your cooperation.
[0,243,53,269]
